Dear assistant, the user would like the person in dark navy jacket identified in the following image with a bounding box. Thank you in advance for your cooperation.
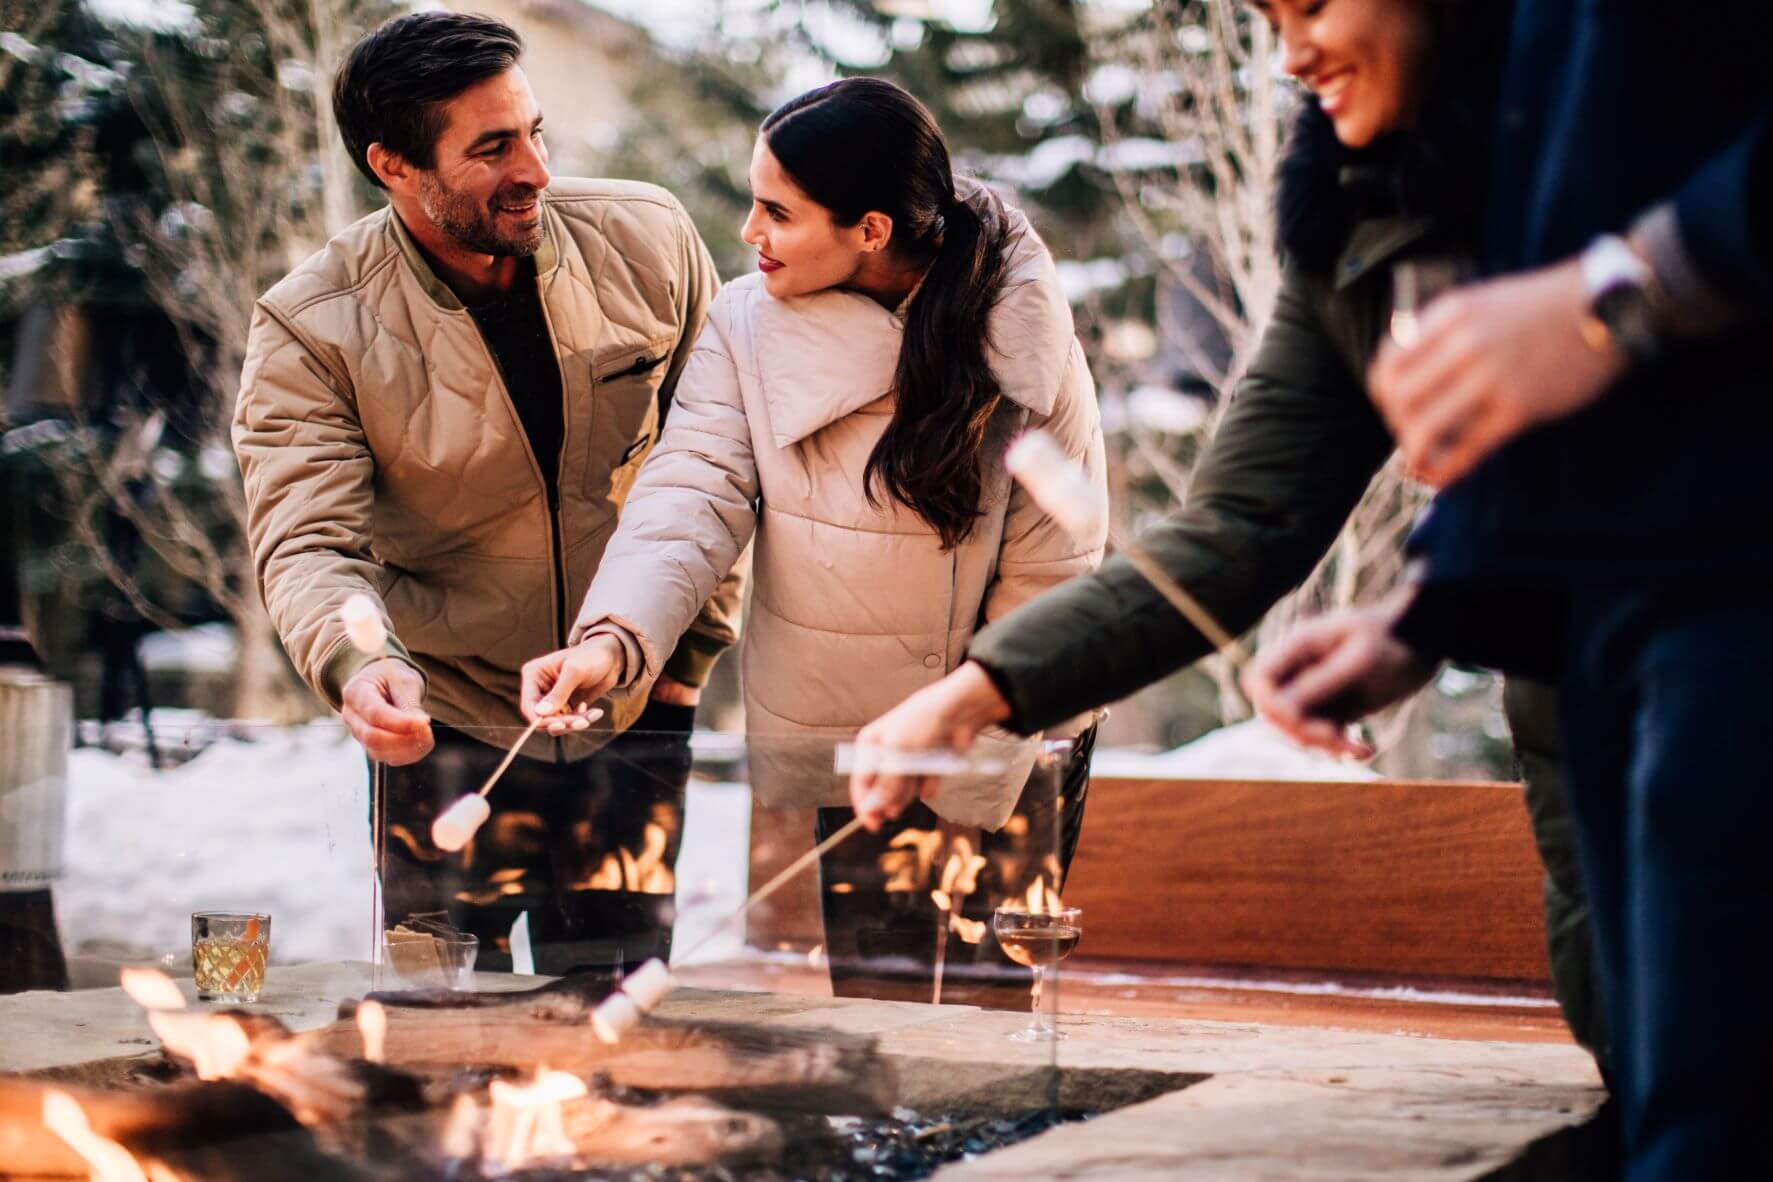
[1246,4,1770,1180]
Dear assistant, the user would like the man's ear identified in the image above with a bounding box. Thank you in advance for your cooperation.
[366,142,412,192]
[858,210,895,254]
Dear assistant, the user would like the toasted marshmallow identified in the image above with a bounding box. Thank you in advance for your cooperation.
[340,593,387,655]
[431,793,491,852]
[591,991,642,1043]
[620,958,674,1011]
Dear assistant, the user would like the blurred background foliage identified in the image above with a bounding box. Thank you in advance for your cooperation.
[0,0,1512,779]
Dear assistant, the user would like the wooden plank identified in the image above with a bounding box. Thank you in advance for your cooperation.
[744,779,1550,985]
[1061,778,1548,983]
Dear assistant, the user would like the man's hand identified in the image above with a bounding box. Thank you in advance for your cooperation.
[1369,259,1628,488]
[521,635,624,734]
[341,657,433,766]
[648,674,702,708]
[1241,590,1438,760]
[849,661,1013,831]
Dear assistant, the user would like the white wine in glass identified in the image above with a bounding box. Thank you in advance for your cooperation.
[992,905,1082,1041]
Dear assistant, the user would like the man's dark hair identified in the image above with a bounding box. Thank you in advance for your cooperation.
[332,12,523,189]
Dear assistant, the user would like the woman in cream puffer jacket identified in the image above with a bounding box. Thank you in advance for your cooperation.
[522,78,1104,994]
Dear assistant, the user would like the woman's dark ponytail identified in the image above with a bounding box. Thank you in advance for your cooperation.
[763,78,1013,550]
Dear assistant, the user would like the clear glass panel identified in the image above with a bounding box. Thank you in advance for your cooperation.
[2,707,1083,1176]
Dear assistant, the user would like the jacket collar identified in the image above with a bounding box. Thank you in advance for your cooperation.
[756,194,1074,448]
[1333,215,1439,291]
[385,198,562,312]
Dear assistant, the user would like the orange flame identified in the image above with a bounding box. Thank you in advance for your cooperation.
[880,828,943,893]
[42,1091,182,1182]
[1023,877,1063,916]
[445,1067,589,1173]
[949,913,987,944]
[573,823,676,894]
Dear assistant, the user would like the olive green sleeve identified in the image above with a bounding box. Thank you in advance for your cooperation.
[967,264,1396,733]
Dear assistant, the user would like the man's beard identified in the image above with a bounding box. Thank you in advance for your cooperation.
[417,173,543,257]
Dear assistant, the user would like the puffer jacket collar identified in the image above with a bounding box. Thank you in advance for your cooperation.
[383,197,564,312]
[757,194,1073,448]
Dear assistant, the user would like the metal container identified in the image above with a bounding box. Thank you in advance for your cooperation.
[0,669,72,890]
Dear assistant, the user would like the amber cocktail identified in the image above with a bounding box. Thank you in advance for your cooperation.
[191,911,270,1003]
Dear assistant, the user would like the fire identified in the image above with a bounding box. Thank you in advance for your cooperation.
[938,838,987,897]
[573,822,676,894]
[119,967,186,1012]
[147,1011,251,1080]
[41,1091,181,1182]
[949,913,987,944]
[880,828,943,892]
[444,1067,590,1174]
[356,1000,387,1063]
[1023,876,1063,916]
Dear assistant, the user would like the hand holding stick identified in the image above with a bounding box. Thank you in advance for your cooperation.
[430,709,604,852]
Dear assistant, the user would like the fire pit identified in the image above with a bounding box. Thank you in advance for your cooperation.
[0,962,1177,1180]
[5,723,1607,1179]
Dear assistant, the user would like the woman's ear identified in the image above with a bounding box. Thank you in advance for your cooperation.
[857,210,895,254]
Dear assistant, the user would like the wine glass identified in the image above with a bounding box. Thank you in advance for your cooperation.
[991,904,1082,1041]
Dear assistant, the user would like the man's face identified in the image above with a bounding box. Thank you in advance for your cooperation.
[412,67,551,256]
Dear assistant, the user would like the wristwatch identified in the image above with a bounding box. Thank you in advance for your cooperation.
[1578,234,1663,364]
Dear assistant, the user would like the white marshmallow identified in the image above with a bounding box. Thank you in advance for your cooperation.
[591,991,642,1043]
[340,593,387,654]
[620,958,675,1012]
[1004,429,1107,545]
[431,793,491,852]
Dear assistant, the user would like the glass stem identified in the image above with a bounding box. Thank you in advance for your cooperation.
[1032,964,1052,1036]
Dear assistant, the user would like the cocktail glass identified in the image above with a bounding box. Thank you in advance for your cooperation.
[991,904,1081,1041]
[191,911,271,1003]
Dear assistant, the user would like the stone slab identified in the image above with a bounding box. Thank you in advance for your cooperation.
[0,964,1605,1179]
[0,961,545,1075]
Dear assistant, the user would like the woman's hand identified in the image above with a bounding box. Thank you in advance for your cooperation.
[521,635,625,734]
[849,661,1012,831]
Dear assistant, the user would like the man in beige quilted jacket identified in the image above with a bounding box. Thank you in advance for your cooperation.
[232,12,742,974]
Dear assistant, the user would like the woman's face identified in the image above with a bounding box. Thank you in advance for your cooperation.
[1253,0,1437,149]
[742,138,874,299]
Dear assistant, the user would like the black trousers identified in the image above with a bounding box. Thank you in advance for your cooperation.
[814,726,1096,1006]
[375,700,694,977]
[0,888,68,993]
[1560,583,1773,1181]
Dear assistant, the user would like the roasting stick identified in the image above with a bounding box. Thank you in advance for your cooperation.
[1109,526,1250,673]
[590,815,869,1041]
[1004,431,1249,674]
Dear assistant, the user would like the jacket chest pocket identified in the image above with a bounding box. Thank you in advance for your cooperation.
[583,334,676,502]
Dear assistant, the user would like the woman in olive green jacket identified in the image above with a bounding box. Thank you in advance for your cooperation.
[851,0,1609,1073]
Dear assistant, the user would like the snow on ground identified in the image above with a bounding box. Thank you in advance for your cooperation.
[1089,718,1380,781]
[53,724,755,976]
[51,717,1361,983]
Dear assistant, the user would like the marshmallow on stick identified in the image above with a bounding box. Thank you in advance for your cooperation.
[591,990,643,1044]
[1006,428,1249,669]
[1004,429,1108,546]
[339,593,387,654]
[430,707,606,852]
[589,957,676,1043]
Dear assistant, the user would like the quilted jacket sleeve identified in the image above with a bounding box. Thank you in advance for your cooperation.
[231,302,417,708]
[570,296,760,694]
[979,340,1108,627]
[659,202,748,686]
